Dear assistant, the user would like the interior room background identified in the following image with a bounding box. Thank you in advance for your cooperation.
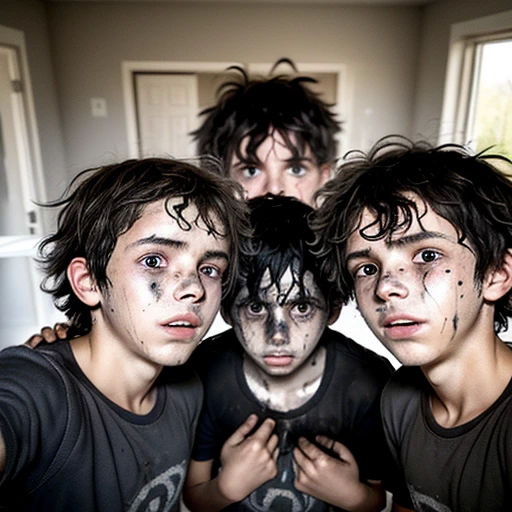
[1,0,511,364]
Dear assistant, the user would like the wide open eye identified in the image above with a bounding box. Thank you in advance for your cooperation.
[354,263,378,277]
[293,301,313,315]
[287,165,307,177]
[241,166,261,179]
[142,255,163,269]
[414,249,441,264]
[200,265,222,280]
[246,301,265,315]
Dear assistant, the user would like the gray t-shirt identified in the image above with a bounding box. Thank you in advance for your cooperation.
[0,341,202,511]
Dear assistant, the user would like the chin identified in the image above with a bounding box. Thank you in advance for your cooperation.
[385,343,434,368]
[154,344,198,367]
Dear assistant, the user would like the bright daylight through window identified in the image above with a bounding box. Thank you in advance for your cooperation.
[467,37,512,159]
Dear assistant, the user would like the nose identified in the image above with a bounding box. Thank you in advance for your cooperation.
[375,269,409,302]
[266,171,285,196]
[269,319,290,346]
[173,273,205,303]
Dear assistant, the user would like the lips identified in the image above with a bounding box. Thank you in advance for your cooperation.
[382,316,424,339]
[161,313,200,341]
[263,354,294,367]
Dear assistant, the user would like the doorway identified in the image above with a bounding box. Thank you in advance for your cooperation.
[0,27,58,348]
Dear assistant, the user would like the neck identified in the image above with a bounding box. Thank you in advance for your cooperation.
[425,333,512,428]
[243,345,326,412]
[70,332,161,415]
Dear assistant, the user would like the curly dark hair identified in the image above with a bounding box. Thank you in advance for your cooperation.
[38,157,252,336]
[222,194,341,317]
[310,135,512,332]
[193,58,341,173]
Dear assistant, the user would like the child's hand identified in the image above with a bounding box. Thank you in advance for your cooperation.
[218,414,279,502]
[293,435,384,511]
[24,323,69,348]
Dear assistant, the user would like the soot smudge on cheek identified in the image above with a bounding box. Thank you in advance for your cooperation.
[149,281,162,301]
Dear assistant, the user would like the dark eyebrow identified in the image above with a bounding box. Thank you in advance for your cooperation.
[127,236,229,262]
[128,236,184,249]
[346,231,454,262]
[203,250,229,263]
[232,157,260,167]
[284,156,314,165]
[346,248,371,263]
[386,231,453,247]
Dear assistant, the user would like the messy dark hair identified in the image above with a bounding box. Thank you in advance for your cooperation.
[310,135,512,332]
[39,157,251,336]
[222,194,341,316]
[193,58,341,174]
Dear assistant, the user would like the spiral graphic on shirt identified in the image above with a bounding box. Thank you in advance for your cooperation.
[128,460,187,512]
[247,487,317,511]
[409,485,452,512]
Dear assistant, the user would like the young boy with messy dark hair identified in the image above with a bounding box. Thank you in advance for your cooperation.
[311,136,512,511]
[193,59,341,206]
[0,157,250,510]
[183,194,400,511]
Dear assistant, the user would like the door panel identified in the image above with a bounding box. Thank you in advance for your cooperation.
[135,73,198,158]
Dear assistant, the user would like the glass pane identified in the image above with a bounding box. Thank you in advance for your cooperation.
[471,39,512,159]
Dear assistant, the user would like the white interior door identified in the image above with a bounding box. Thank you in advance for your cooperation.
[0,38,60,348]
[135,73,198,158]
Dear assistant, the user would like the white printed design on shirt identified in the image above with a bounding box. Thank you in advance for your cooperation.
[129,459,187,512]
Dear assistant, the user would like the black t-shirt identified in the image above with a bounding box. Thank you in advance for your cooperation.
[381,366,512,511]
[0,341,203,511]
[191,328,394,511]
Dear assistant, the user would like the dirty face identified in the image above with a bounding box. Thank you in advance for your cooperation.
[229,266,329,376]
[98,198,229,368]
[345,200,486,369]
[229,131,331,206]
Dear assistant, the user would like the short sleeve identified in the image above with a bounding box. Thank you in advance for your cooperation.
[0,347,69,494]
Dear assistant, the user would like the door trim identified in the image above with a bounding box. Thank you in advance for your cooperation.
[122,61,240,159]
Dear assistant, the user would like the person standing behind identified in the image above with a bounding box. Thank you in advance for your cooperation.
[311,136,512,511]
[193,59,341,206]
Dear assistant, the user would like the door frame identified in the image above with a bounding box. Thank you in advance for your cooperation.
[122,61,240,159]
[0,24,52,336]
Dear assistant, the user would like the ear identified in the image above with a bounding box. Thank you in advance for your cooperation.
[67,257,101,307]
[327,305,342,325]
[482,249,512,302]
[220,306,233,326]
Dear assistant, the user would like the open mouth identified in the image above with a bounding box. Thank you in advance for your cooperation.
[163,320,198,340]
[383,318,423,339]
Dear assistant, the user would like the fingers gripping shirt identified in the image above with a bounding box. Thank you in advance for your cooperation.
[0,342,202,511]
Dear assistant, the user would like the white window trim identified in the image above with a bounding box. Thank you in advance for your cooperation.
[439,9,512,146]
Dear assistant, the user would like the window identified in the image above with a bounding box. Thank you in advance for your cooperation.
[465,36,512,158]
[440,10,512,161]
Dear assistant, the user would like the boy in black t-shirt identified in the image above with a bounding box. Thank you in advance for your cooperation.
[0,158,250,510]
[183,194,399,511]
[312,136,512,511]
